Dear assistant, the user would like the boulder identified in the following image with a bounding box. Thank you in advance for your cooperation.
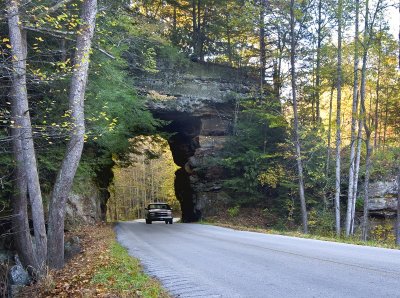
[64,236,82,261]
[8,256,30,286]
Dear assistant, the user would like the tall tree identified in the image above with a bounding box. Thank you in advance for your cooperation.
[358,0,384,240]
[259,0,267,91]
[345,0,360,237]
[47,0,98,269]
[7,0,48,275]
[314,0,323,123]
[290,0,308,234]
[334,0,343,236]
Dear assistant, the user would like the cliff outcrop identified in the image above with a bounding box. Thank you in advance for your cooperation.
[137,61,256,221]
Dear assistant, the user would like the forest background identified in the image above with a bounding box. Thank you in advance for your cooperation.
[0,0,399,274]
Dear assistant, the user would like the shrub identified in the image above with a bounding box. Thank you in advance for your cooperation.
[227,206,240,218]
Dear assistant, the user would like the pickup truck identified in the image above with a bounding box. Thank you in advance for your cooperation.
[145,203,173,224]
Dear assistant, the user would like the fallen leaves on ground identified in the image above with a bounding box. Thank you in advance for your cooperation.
[18,223,167,298]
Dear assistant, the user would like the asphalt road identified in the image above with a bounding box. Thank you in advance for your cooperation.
[115,220,400,298]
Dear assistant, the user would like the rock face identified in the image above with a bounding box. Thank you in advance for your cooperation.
[367,178,398,217]
[139,61,256,221]
[65,182,102,229]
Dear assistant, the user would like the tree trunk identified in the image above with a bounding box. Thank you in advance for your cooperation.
[199,3,207,61]
[11,107,36,271]
[350,98,363,235]
[334,0,343,236]
[171,5,178,45]
[315,0,322,123]
[345,0,359,237]
[362,135,372,240]
[259,0,267,92]
[382,93,389,149]
[361,87,372,240]
[290,0,308,234]
[7,0,47,275]
[360,0,371,240]
[374,33,381,149]
[47,0,97,269]
[226,14,232,66]
[191,0,198,57]
[326,86,334,178]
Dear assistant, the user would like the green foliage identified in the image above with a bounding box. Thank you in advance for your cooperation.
[370,147,400,180]
[308,209,336,236]
[218,97,287,205]
[86,51,159,159]
[370,223,396,244]
[227,206,240,217]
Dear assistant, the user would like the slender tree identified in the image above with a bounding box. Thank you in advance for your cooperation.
[314,0,323,123]
[345,0,360,237]
[259,0,267,92]
[7,0,48,275]
[47,0,98,269]
[290,0,308,234]
[359,0,383,240]
[334,0,343,236]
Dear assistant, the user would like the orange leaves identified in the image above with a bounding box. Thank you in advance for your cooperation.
[24,224,119,297]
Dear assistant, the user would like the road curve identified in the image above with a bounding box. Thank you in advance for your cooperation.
[115,220,400,298]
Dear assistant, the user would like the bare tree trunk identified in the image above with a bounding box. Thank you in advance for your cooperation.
[359,0,384,240]
[11,113,36,270]
[290,0,308,234]
[7,0,47,275]
[350,99,363,235]
[315,0,322,122]
[360,0,371,240]
[259,0,267,93]
[326,86,334,178]
[191,0,198,57]
[47,0,97,269]
[374,33,382,149]
[383,92,389,149]
[334,0,343,236]
[226,16,232,66]
[9,12,36,270]
[345,0,359,237]
[361,89,372,240]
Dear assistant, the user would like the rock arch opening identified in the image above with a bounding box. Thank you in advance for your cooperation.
[154,112,202,222]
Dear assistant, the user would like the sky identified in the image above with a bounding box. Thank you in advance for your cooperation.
[386,4,399,38]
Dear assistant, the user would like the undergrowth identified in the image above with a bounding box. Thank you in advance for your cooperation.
[203,220,400,250]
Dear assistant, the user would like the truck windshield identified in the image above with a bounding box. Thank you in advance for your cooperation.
[148,204,170,210]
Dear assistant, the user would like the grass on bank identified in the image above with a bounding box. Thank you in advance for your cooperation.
[202,219,400,250]
[91,242,169,298]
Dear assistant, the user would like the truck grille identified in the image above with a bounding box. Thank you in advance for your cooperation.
[155,212,168,217]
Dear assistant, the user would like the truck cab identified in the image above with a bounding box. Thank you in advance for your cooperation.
[145,203,173,224]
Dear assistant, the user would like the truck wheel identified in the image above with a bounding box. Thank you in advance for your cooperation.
[165,220,168,224]
[169,219,173,224]
[146,219,152,224]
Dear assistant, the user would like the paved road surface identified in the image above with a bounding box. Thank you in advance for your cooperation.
[115,220,400,297]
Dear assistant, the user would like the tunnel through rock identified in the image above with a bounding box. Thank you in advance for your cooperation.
[157,113,202,222]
